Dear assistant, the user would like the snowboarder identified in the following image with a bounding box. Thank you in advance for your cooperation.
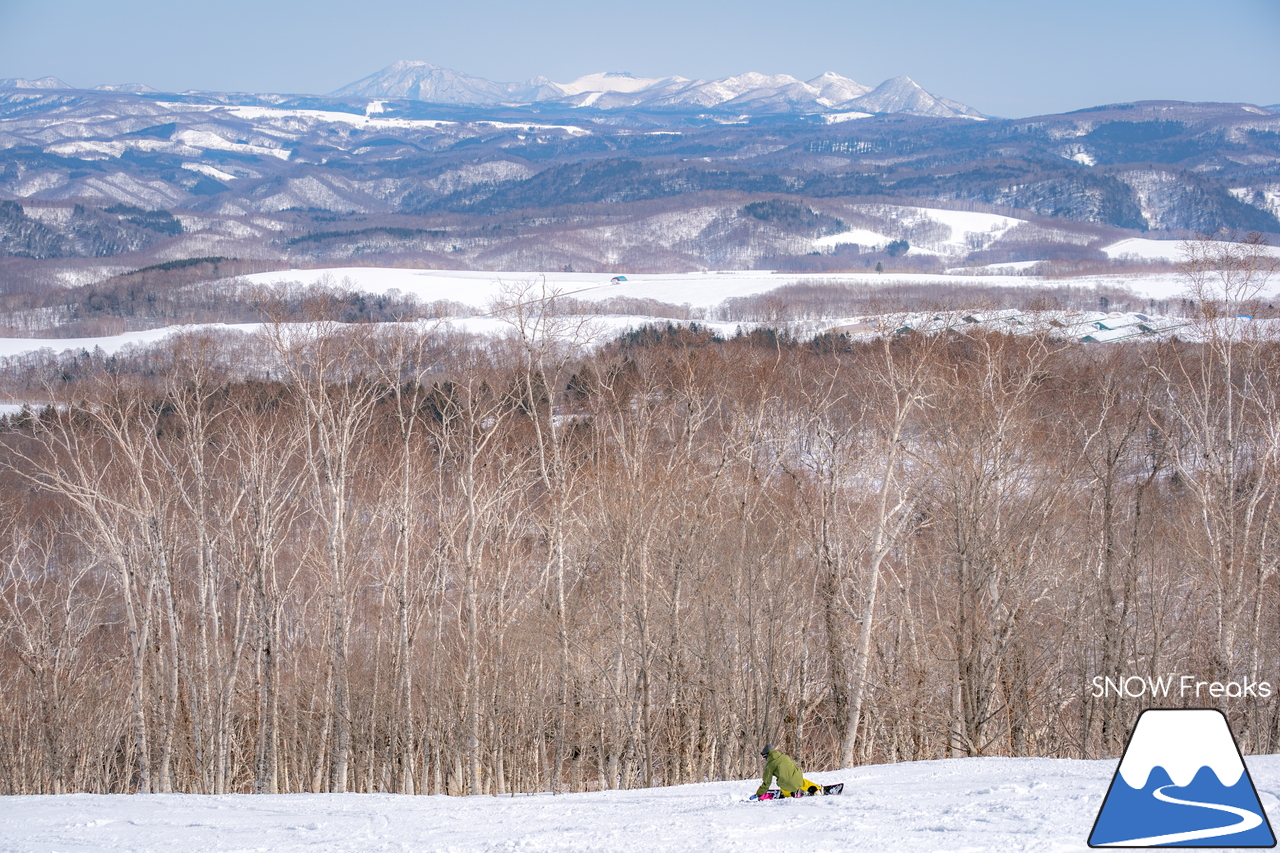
[752,744,820,799]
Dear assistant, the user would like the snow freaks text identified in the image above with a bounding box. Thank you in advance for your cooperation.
[1090,675,1275,700]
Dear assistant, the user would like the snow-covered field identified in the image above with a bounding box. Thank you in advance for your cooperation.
[244,267,799,309]
[0,324,267,361]
[1101,237,1194,262]
[1,755,1277,852]
[0,317,752,364]
[0,266,1251,368]
[238,266,1199,309]
[1101,237,1280,262]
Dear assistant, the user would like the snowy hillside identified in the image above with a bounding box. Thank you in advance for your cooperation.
[0,755,1277,852]
[1101,235,1280,262]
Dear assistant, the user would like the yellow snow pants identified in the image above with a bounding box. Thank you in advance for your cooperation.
[780,779,820,797]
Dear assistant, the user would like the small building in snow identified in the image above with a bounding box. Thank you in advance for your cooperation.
[1081,327,1144,343]
[1092,313,1150,331]
[962,309,1026,325]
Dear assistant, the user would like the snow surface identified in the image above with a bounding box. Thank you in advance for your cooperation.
[182,162,239,182]
[555,72,688,96]
[1102,237,1280,266]
[225,106,590,136]
[243,268,815,311]
[480,121,590,136]
[42,140,128,160]
[223,106,456,131]
[0,316,745,368]
[1097,237,1280,263]
[920,209,1023,239]
[947,260,1043,273]
[904,208,1024,254]
[239,266,1203,308]
[812,229,896,252]
[145,104,589,137]
[0,324,266,360]
[172,129,291,161]
[1,755,1278,852]
[815,209,1024,257]
[1100,238,1191,262]
[821,111,873,124]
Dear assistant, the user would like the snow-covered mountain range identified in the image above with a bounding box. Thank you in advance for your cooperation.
[0,76,72,90]
[0,62,981,119]
[330,61,985,119]
[0,76,157,93]
[1,68,1277,275]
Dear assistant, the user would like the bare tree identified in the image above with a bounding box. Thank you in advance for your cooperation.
[918,331,1069,756]
[840,329,939,766]
[261,294,383,793]
[1148,232,1280,743]
[7,377,185,791]
[493,278,601,793]
[0,524,109,793]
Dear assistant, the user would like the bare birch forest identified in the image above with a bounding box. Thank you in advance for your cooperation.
[2,246,1279,796]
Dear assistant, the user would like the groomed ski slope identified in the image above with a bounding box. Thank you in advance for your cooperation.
[2,755,1278,852]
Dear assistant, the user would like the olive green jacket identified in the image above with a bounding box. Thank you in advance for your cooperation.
[757,749,804,796]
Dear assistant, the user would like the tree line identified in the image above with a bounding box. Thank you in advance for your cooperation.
[0,243,1278,796]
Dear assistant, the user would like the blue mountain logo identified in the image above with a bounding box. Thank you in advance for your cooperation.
[1089,708,1276,847]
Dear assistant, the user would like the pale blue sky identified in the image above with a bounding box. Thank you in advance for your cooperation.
[0,0,1276,117]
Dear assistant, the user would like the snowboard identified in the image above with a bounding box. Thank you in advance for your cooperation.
[756,783,843,800]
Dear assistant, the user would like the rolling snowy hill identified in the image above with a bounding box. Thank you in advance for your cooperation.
[0,755,1277,852]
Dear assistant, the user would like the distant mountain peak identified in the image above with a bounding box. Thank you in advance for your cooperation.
[807,71,873,104]
[0,76,72,90]
[848,76,983,119]
[556,71,686,96]
[330,60,565,104]
[92,83,158,93]
[386,60,436,71]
